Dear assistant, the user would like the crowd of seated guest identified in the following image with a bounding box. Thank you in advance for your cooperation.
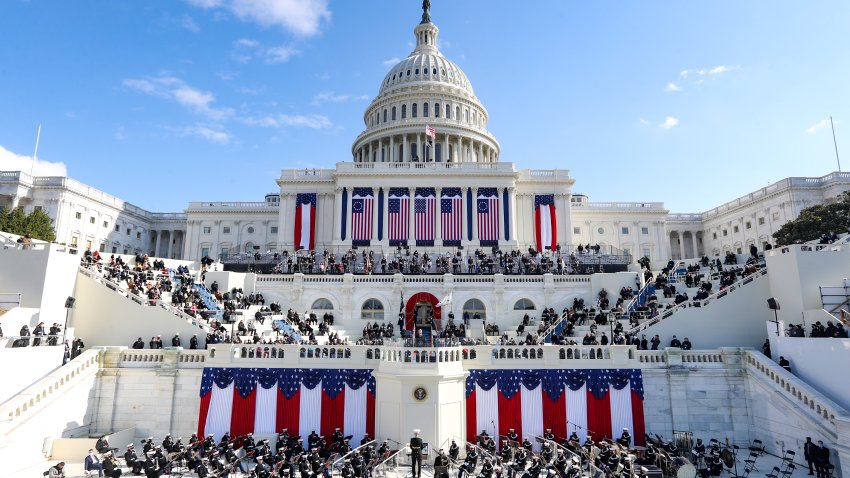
[787,321,849,338]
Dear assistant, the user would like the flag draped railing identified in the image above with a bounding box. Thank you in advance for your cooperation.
[295,193,317,251]
[534,194,557,252]
[388,187,410,246]
[440,187,463,247]
[415,187,436,246]
[351,188,374,246]
[477,188,499,246]
[464,369,644,448]
[198,368,376,446]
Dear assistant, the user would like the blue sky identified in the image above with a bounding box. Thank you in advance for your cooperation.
[0,0,847,213]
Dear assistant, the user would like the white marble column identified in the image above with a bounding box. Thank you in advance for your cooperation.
[167,230,174,259]
[390,137,395,162]
[677,232,685,260]
[403,135,408,162]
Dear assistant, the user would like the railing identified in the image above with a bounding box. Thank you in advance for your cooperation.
[628,267,768,334]
[574,201,666,211]
[187,201,279,209]
[332,162,516,173]
[373,447,406,477]
[540,309,570,343]
[744,351,843,428]
[0,292,22,310]
[193,283,224,319]
[2,335,65,348]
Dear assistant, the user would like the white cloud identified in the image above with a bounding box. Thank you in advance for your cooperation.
[0,144,68,176]
[679,65,738,79]
[679,70,689,78]
[383,57,401,67]
[187,0,331,37]
[241,114,332,129]
[664,82,682,92]
[639,118,649,125]
[709,65,731,75]
[234,38,259,48]
[182,15,201,32]
[312,92,370,106]
[265,44,300,63]
[806,119,831,134]
[123,76,234,120]
[659,116,679,130]
[181,125,232,144]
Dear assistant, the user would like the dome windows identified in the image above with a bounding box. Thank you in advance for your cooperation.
[423,103,429,117]
[383,109,388,123]
[435,103,440,118]
[392,106,397,121]
[445,104,451,119]
[415,68,420,75]
[402,105,407,119]
[407,69,411,76]
[412,103,418,118]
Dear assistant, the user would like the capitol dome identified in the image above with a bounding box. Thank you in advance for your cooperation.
[351,7,499,164]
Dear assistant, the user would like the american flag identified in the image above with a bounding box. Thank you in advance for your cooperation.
[388,188,410,245]
[425,125,436,141]
[441,188,462,246]
[415,188,436,245]
[477,188,499,243]
[352,188,374,244]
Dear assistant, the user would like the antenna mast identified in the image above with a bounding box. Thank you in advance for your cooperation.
[30,124,42,177]
[830,116,841,172]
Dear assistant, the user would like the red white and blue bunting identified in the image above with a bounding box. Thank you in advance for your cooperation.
[198,368,376,446]
[465,369,645,448]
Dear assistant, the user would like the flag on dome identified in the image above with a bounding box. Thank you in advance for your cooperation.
[441,188,463,247]
[464,369,645,449]
[198,367,376,446]
[294,193,317,251]
[426,125,436,141]
[534,194,557,251]
[477,188,499,245]
[415,188,436,246]
[388,188,410,246]
[352,188,374,246]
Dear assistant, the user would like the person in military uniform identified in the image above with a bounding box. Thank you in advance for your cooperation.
[618,428,632,447]
[544,429,555,441]
[448,440,460,461]
[457,447,478,478]
[409,429,423,478]
[308,431,321,451]
[195,458,210,478]
[507,428,519,445]
[124,444,141,476]
[522,437,533,451]
[143,452,161,478]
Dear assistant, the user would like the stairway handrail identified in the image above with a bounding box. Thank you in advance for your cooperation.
[628,267,767,335]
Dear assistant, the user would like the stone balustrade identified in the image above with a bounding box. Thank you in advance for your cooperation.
[0,350,100,430]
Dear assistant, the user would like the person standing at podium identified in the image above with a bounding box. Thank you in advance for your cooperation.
[410,429,423,478]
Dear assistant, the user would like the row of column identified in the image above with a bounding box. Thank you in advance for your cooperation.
[671,231,700,260]
[333,187,516,245]
[354,133,497,163]
[151,229,181,259]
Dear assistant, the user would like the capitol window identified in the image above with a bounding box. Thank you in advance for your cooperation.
[312,298,334,310]
[713,232,717,240]
[223,226,231,234]
[75,212,82,220]
[456,106,460,121]
[270,227,278,234]
[621,227,629,235]
[772,212,780,221]
[746,221,752,229]
[392,106,397,120]
[513,298,536,310]
[402,105,407,119]
[203,226,211,234]
[723,230,728,236]
[432,68,437,75]
[103,221,108,228]
[423,103,429,117]
[597,227,605,234]
[758,217,765,225]
[435,103,440,117]
[361,299,384,320]
[415,68,420,75]
[641,227,649,235]
[407,70,411,76]
[574,227,581,234]
[383,109,387,123]
[733,225,739,233]
[247,226,255,234]
[412,104,418,117]
[463,298,487,319]
[115,225,120,232]
[445,104,451,118]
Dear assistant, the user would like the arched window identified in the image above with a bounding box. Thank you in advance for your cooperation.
[456,106,461,121]
[362,299,384,320]
[411,143,418,161]
[435,103,440,118]
[463,299,487,320]
[311,298,334,310]
[464,109,469,123]
[383,109,387,123]
[392,106,397,121]
[445,104,451,119]
[435,143,442,162]
[412,103,418,118]
[423,103,429,117]
[398,144,404,162]
[513,298,536,310]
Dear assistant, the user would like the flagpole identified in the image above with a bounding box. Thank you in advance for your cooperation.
[830,116,841,172]
[30,123,42,177]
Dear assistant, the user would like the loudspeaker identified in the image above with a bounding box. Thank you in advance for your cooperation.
[65,297,76,308]
[767,298,780,310]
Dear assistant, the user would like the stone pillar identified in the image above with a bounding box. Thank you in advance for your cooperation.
[167,230,174,259]
[390,136,395,163]
[677,232,685,260]
[457,137,462,163]
[691,233,699,258]
[333,188,343,242]
[403,135,408,162]
[151,230,159,257]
